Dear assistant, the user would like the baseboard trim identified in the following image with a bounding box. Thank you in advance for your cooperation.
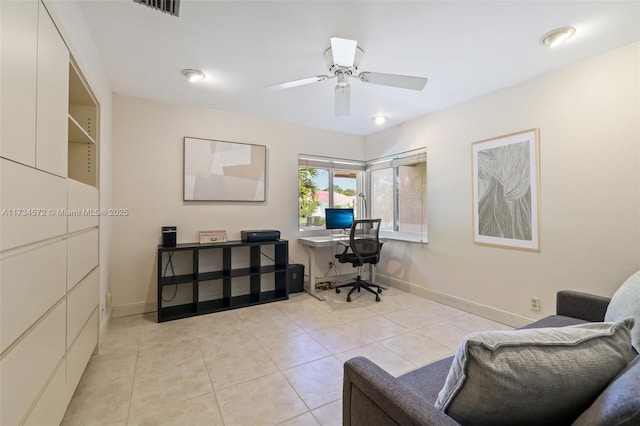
[377,274,534,328]
[98,309,111,349]
[112,302,157,318]
[112,278,535,327]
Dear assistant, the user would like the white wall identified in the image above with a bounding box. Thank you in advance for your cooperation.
[366,42,640,324]
[111,95,364,315]
[44,0,113,339]
[105,39,639,323]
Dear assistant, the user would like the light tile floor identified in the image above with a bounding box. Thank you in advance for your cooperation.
[61,286,512,426]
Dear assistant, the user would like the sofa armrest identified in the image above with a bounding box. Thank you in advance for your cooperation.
[556,291,611,322]
[343,357,460,426]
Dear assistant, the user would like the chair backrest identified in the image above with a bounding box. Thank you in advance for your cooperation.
[349,219,382,265]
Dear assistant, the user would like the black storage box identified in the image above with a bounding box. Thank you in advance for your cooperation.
[162,226,177,247]
[288,264,305,293]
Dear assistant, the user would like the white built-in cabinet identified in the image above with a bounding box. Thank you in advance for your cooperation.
[0,1,100,424]
[36,2,69,177]
[0,0,37,166]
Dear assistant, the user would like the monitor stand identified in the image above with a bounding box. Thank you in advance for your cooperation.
[331,229,348,238]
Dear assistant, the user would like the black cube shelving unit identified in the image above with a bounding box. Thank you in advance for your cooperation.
[157,240,288,322]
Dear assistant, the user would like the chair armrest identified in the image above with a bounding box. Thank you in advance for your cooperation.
[556,290,611,322]
[343,357,460,426]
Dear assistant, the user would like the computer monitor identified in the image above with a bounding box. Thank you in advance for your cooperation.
[325,208,354,230]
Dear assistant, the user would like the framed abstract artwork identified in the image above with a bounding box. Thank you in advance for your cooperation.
[184,137,266,201]
[471,129,540,251]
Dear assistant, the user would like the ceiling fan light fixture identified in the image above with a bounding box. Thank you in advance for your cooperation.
[181,69,206,82]
[373,115,388,125]
[336,72,350,87]
[541,26,576,48]
[335,84,350,117]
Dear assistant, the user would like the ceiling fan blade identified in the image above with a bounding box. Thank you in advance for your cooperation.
[266,75,328,90]
[335,85,350,117]
[330,37,357,68]
[359,72,428,90]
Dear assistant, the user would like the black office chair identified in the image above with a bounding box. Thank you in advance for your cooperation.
[334,219,384,302]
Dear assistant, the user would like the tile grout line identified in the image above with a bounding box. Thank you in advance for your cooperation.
[196,330,228,426]
[123,327,141,426]
[64,290,506,425]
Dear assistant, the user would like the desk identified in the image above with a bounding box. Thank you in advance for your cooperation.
[298,235,380,300]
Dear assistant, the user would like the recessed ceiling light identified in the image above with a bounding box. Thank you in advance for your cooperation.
[181,69,206,82]
[373,115,388,125]
[541,27,576,48]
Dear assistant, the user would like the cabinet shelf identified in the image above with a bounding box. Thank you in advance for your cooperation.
[160,273,196,286]
[157,239,289,322]
[68,115,96,144]
[198,271,226,281]
[198,299,231,312]
[159,303,197,320]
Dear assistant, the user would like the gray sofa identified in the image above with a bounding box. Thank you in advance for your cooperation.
[343,291,640,425]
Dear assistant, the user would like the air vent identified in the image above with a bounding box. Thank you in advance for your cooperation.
[133,0,180,17]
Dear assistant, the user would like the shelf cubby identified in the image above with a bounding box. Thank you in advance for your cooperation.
[68,60,98,187]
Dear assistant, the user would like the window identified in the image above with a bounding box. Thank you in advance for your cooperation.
[367,150,427,242]
[298,155,364,231]
[370,168,394,231]
[297,152,426,241]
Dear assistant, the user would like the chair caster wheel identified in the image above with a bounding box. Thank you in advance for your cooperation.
[336,288,341,294]
[377,288,383,293]
[347,296,352,302]
[375,296,381,302]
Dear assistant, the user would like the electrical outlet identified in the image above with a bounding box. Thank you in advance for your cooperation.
[530,297,540,311]
[328,261,334,269]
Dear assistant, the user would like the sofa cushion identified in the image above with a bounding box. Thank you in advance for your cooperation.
[435,318,636,426]
[520,314,588,329]
[605,270,640,352]
[398,357,454,404]
[572,356,640,426]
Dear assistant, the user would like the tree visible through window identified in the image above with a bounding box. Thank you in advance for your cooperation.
[299,167,322,227]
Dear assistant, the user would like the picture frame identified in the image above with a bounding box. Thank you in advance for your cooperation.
[471,129,540,251]
[184,137,266,201]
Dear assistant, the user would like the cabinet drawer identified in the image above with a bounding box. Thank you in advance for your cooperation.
[0,301,66,426]
[0,239,66,352]
[66,309,98,401]
[67,267,99,348]
[0,158,67,250]
[67,229,99,291]
[23,359,67,426]
[67,179,99,232]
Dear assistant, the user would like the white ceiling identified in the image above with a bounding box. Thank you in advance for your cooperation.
[77,0,640,136]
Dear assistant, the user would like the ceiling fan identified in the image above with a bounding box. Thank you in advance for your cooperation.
[266,37,428,117]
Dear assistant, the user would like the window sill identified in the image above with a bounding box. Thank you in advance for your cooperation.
[379,231,428,244]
